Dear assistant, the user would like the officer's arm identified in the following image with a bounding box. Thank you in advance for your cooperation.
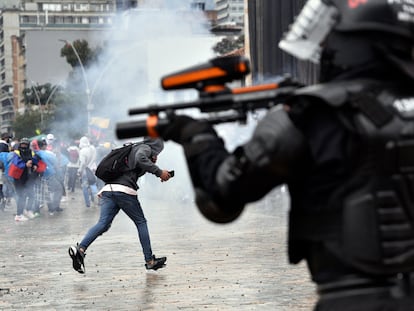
[163,108,309,223]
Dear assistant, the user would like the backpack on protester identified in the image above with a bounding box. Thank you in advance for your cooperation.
[95,142,142,183]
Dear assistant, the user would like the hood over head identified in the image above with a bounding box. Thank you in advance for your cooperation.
[143,136,164,156]
[79,136,90,149]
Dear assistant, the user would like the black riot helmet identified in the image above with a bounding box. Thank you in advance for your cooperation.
[279,0,414,81]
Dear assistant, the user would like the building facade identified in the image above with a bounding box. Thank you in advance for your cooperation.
[215,0,244,27]
[246,0,318,84]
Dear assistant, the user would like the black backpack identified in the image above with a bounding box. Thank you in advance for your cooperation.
[95,143,142,183]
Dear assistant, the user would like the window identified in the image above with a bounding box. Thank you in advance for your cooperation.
[90,4,100,12]
[62,4,72,11]
[43,4,62,11]
[55,16,64,24]
[191,3,205,10]
[74,4,90,12]
[21,16,29,23]
[22,16,37,23]
[63,16,73,24]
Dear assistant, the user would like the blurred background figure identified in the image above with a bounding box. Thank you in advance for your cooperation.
[67,140,80,193]
[78,136,98,208]
[0,133,11,152]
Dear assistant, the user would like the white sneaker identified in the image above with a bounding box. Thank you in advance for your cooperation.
[15,214,29,222]
[24,210,35,219]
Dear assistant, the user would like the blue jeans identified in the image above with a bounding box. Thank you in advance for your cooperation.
[81,171,98,207]
[46,175,64,212]
[79,191,153,262]
[67,167,78,192]
[15,182,34,215]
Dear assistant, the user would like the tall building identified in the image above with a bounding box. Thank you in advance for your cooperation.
[246,1,317,84]
[215,0,244,27]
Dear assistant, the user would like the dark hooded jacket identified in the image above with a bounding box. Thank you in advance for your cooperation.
[108,137,164,191]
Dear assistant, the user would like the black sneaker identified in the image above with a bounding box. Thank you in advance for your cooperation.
[68,244,85,274]
[145,255,167,271]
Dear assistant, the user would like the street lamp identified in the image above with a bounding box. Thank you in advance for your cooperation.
[59,39,92,133]
[25,80,62,131]
[44,83,62,107]
[26,82,44,128]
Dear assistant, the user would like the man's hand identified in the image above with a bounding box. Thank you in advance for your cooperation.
[159,170,172,182]
[161,115,222,159]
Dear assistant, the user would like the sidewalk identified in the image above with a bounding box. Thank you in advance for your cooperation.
[0,187,316,310]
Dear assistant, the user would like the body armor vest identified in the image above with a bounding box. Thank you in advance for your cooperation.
[289,79,414,275]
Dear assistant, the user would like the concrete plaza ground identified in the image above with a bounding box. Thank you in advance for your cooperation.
[0,186,316,310]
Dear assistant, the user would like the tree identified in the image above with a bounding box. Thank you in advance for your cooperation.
[22,83,59,107]
[60,39,100,68]
[12,110,48,138]
[213,35,245,55]
[19,83,63,135]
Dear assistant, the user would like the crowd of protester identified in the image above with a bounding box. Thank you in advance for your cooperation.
[0,132,108,221]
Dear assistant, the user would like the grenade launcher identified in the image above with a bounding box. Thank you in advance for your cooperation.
[116,55,301,139]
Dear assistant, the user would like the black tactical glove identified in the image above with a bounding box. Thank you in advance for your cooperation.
[195,188,244,223]
[162,115,242,223]
[162,115,213,141]
[162,115,221,158]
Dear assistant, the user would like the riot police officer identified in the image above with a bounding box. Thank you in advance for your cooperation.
[158,0,414,309]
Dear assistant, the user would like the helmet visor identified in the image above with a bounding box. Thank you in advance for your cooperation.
[278,0,339,63]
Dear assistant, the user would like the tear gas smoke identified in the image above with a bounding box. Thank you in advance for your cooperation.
[55,1,261,203]
[79,2,220,202]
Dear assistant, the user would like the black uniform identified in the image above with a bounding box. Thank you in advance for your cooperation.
[159,1,414,310]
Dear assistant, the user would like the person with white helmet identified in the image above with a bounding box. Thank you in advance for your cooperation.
[46,133,54,144]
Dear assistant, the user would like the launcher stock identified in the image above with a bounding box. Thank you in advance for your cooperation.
[116,56,301,139]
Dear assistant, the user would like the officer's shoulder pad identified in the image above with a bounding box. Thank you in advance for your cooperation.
[294,79,376,107]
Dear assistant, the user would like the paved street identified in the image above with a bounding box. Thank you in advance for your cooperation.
[0,185,316,310]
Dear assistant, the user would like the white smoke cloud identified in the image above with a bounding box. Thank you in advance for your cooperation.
[86,4,216,122]
[81,2,222,201]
